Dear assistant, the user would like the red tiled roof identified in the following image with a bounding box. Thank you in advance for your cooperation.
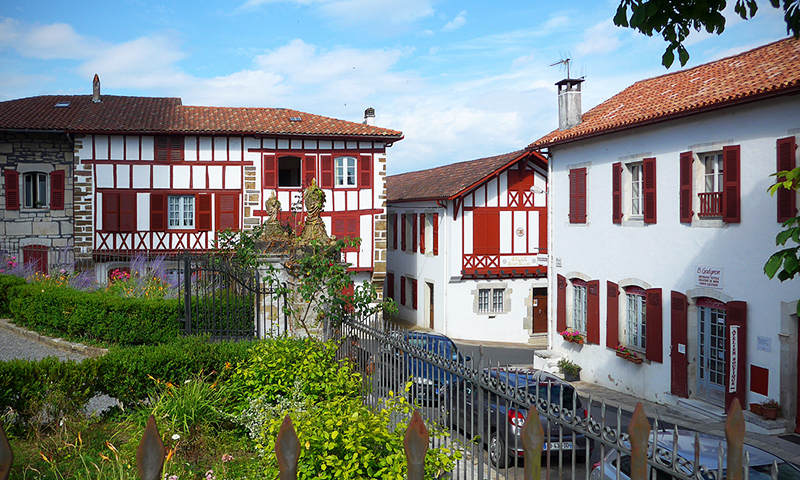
[0,94,402,138]
[530,37,800,148]
[387,150,542,202]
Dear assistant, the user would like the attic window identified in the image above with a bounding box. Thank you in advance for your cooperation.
[54,102,70,108]
[289,117,302,122]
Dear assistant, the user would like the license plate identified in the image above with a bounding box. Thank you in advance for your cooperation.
[543,442,573,451]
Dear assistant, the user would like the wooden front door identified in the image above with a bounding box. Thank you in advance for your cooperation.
[533,290,547,333]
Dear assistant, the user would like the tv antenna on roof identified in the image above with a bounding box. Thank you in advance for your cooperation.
[549,55,572,79]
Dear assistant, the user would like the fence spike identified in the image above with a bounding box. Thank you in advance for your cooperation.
[405,410,429,480]
[725,398,745,480]
[628,403,650,480]
[521,400,545,480]
[136,415,165,480]
[0,421,12,480]
[276,415,300,480]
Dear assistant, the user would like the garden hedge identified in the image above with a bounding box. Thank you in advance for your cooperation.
[0,274,26,316]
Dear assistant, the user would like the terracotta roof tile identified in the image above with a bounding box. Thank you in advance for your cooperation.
[387,150,535,202]
[530,37,800,148]
[0,95,402,138]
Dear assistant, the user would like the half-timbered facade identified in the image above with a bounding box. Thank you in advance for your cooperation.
[530,38,800,431]
[386,150,548,343]
[0,77,402,287]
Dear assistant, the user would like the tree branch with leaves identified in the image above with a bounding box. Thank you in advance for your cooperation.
[764,166,800,316]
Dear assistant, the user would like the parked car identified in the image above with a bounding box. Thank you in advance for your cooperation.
[378,330,469,405]
[590,431,800,480]
[439,367,591,468]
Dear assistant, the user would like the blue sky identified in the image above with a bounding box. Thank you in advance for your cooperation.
[0,0,790,174]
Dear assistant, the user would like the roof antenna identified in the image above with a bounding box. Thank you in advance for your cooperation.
[549,53,572,79]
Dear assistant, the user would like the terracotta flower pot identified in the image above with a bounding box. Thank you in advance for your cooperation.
[750,403,764,416]
[763,406,778,420]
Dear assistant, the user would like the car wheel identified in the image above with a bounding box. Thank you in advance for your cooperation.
[489,431,509,468]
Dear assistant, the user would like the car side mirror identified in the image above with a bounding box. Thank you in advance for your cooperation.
[464,356,471,362]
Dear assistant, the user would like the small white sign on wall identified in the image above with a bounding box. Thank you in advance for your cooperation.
[695,265,723,289]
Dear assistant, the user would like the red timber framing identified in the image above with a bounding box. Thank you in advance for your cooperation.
[459,156,548,279]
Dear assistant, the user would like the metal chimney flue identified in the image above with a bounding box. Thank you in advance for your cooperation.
[92,74,101,103]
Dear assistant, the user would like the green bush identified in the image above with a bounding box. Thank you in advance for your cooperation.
[95,335,253,406]
[0,274,25,315]
[8,283,182,345]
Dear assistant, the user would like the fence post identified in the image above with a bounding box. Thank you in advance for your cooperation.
[0,421,12,480]
[404,410,429,480]
[276,415,300,480]
[183,253,192,336]
[725,399,745,480]
[521,403,544,480]
[136,415,165,480]
[628,403,650,480]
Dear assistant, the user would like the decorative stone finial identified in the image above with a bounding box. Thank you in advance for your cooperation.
[300,179,329,242]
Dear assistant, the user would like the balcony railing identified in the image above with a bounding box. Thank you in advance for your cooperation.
[462,252,548,277]
[699,191,722,217]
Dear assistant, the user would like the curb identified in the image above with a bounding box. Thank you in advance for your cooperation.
[0,318,108,357]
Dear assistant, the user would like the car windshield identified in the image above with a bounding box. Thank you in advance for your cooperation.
[406,335,460,361]
[749,463,800,480]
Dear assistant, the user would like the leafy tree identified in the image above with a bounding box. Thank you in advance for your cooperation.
[764,166,800,316]
[614,0,800,67]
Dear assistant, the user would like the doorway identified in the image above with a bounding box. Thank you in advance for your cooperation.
[697,304,726,407]
[532,288,547,334]
[427,282,434,329]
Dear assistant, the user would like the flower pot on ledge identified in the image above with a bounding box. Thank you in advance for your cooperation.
[616,351,643,364]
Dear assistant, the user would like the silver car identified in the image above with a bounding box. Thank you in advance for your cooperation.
[590,431,800,480]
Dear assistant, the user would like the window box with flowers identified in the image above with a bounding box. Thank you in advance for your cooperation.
[560,329,585,344]
[614,344,643,364]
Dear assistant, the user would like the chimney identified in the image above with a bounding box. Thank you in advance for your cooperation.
[363,107,375,126]
[92,74,101,103]
[556,78,583,130]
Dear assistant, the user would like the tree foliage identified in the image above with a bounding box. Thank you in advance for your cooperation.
[614,0,800,67]
[764,166,800,316]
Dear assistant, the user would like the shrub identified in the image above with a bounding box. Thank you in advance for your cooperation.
[0,274,25,315]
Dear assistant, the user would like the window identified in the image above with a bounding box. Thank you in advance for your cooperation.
[278,156,301,187]
[569,167,587,224]
[155,136,183,162]
[386,272,394,301]
[335,156,357,187]
[626,287,647,351]
[102,192,136,232]
[613,159,655,224]
[168,195,194,229]
[389,213,397,250]
[572,280,587,333]
[331,215,360,251]
[23,172,47,208]
[630,163,643,217]
[680,147,740,223]
[699,152,723,217]
[473,211,500,254]
[478,288,505,314]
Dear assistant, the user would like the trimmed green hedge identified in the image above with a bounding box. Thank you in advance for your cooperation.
[0,274,26,316]
[8,283,182,346]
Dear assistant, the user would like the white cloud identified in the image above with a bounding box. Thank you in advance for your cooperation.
[442,10,466,32]
[1,20,104,60]
[575,20,622,56]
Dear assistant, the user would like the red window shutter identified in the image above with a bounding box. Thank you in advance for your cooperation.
[103,193,120,231]
[303,154,316,187]
[50,170,65,210]
[556,274,567,333]
[197,194,212,231]
[643,157,657,224]
[606,281,619,348]
[150,193,166,231]
[333,215,360,251]
[777,136,797,222]
[155,136,170,162]
[586,280,600,344]
[392,214,398,250]
[645,288,662,363]
[432,213,439,255]
[4,170,19,210]
[401,214,407,251]
[412,213,418,253]
[612,162,622,224]
[264,155,277,188]
[170,136,183,162]
[400,276,406,305]
[725,301,747,413]
[569,168,587,224]
[320,155,333,188]
[679,151,693,223]
[119,193,137,232]
[670,291,689,398]
[507,167,520,199]
[412,279,418,310]
[386,273,394,301]
[722,145,741,223]
[217,193,239,231]
[473,211,500,254]
[359,155,372,188]
[419,214,426,254]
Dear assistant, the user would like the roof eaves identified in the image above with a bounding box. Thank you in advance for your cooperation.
[448,150,536,201]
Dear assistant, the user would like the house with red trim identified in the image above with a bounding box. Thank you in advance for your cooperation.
[386,149,548,343]
[530,38,800,431]
[0,77,402,289]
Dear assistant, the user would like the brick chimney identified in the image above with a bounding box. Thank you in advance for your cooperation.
[363,107,375,126]
[556,78,583,130]
[92,74,101,103]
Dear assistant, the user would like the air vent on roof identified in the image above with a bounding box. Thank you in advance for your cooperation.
[55,101,71,108]
[289,117,302,122]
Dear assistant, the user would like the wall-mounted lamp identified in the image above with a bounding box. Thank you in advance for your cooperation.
[529,185,546,194]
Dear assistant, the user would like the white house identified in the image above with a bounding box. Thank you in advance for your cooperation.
[386,149,549,344]
[530,38,800,430]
